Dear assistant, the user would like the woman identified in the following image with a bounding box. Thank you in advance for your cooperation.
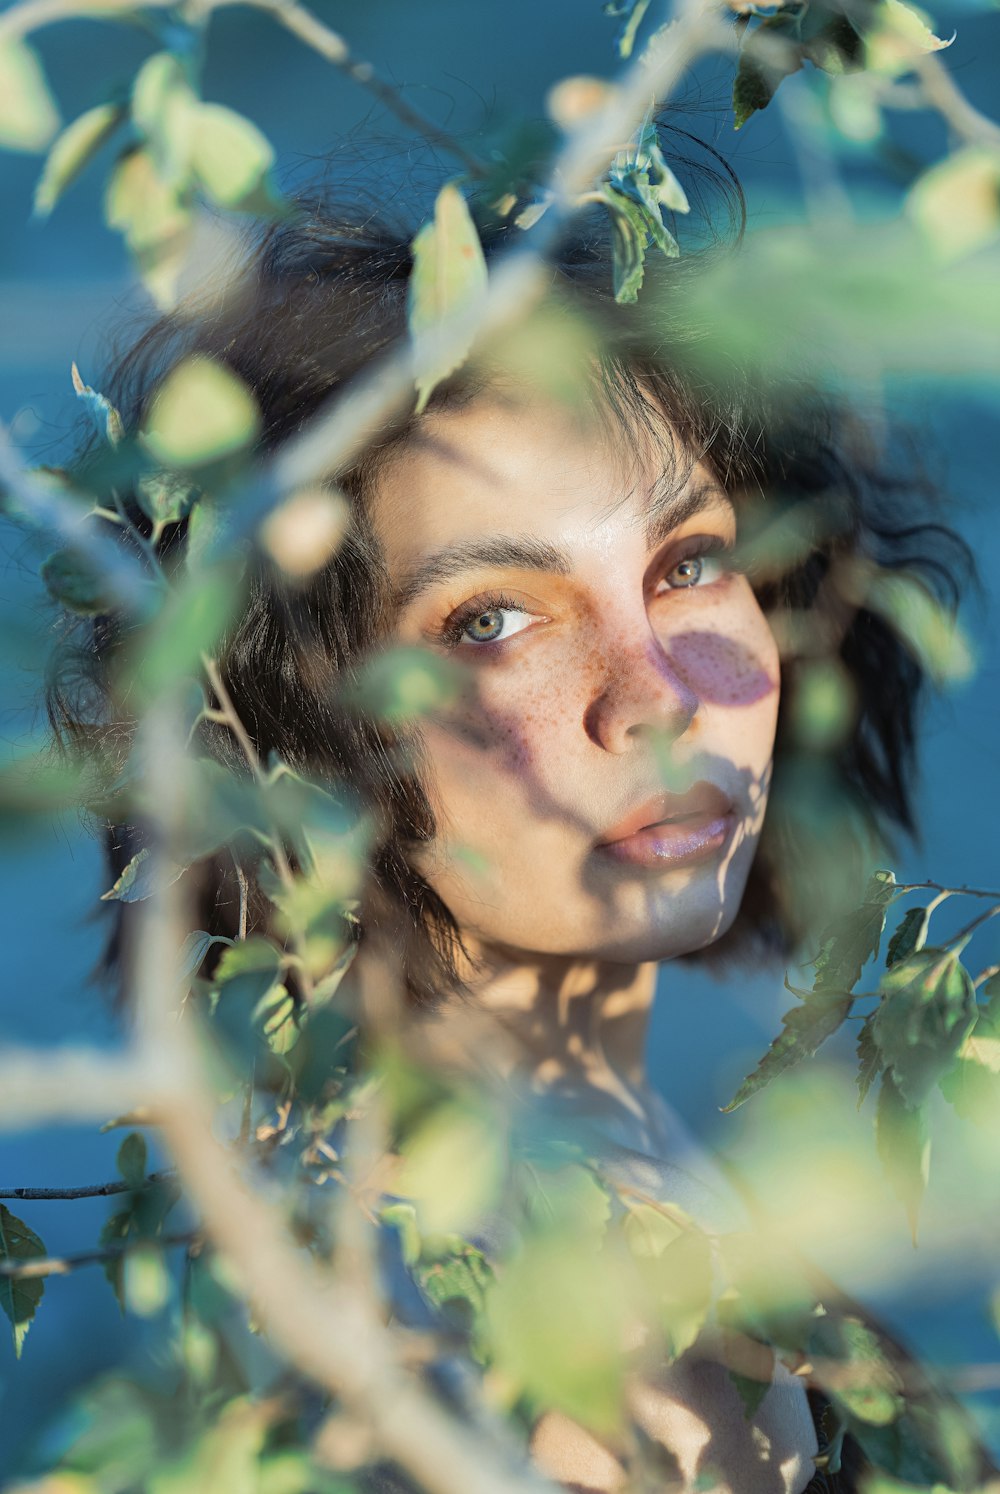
[49,139,981,1493]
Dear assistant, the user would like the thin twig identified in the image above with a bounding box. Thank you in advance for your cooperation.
[895,881,1000,901]
[0,1170,176,1202]
[237,0,489,179]
[0,1230,198,1281]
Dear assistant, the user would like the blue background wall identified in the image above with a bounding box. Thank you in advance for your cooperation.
[1,0,998,1476]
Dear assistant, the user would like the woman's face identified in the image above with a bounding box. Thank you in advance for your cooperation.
[368,388,780,965]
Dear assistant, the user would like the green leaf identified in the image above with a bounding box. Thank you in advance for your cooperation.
[727,1358,774,1421]
[875,1071,929,1241]
[415,1241,495,1338]
[812,870,896,992]
[865,0,954,76]
[872,947,978,1108]
[408,182,488,413]
[34,102,124,216]
[135,470,197,527]
[623,1204,713,1360]
[0,37,60,152]
[722,985,853,1112]
[354,645,462,724]
[191,102,278,210]
[105,146,192,310]
[603,189,650,303]
[0,1205,46,1357]
[129,565,242,705]
[856,1012,882,1107]
[886,906,929,966]
[40,547,114,616]
[132,51,198,186]
[100,847,186,904]
[486,1233,628,1435]
[142,355,259,469]
[71,361,125,447]
[732,15,803,130]
[604,0,652,58]
[100,1175,180,1312]
[813,1313,905,1427]
[214,937,283,982]
[907,147,1000,262]
[123,1244,170,1317]
[395,1102,506,1236]
[117,1131,148,1190]
[939,981,1000,1123]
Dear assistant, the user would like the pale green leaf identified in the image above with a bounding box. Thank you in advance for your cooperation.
[141,355,260,468]
[0,1205,46,1357]
[872,947,978,1107]
[132,51,198,185]
[104,147,192,309]
[395,1102,505,1236]
[123,1244,169,1317]
[191,102,276,209]
[907,147,1000,261]
[865,0,954,76]
[0,37,60,152]
[100,847,186,903]
[408,182,488,413]
[34,102,124,217]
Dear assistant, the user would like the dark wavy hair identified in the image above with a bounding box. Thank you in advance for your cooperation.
[48,132,970,1006]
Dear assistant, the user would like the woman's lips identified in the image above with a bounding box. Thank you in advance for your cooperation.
[593,783,735,869]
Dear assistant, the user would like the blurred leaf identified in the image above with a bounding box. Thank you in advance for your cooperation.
[70,362,125,447]
[191,103,279,211]
[135,470,197,528]
[146,1396,272,1494]
[0,1205,46,1358]
[395,1102,506,1236]
[864,0,953,76]
[34,103,124,217]
[40,548,115,616]
[100,847,186,903]
[603,187,651,302]
[812,870,896,992]
[142,355,259,469]
[886,907,929,967]
[872,947,977,1108]
[0,37,60,152]
[415,1240,495,1340]
[354,645,462,725]
[939,979,1000,1124]
[116,1132,147,1190]
[104,147,192,310]
[861,571,975,686]
[486,1233,627,1434]
[546,76,617,131]
[131,51,198,186]
[123,1244,169,1318]
[58,1377,161,1483]
[907,147,1000,261]
[259,486,347,578]
[875,1071,928,1241]
[127,564,242,703]
[603,0,652,58]
[100,1174,180,1313]
[623,1204,713,1360]
[814,1314,905,1426]
[408,182,488,414]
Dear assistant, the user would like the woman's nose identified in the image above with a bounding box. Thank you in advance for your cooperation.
[582,631,699,755]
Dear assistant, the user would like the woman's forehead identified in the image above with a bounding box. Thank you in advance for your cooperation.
[368,391,727,577]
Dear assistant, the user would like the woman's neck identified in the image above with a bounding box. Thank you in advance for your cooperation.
[417,941,659,1122]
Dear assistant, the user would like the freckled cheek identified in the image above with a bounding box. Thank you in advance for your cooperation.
[422,659,576,781]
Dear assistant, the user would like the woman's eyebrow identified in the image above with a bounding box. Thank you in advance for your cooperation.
[392,483,729,612]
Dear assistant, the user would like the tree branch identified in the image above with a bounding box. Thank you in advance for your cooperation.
[0,1170,176,1202]
[0,1230,198,1281]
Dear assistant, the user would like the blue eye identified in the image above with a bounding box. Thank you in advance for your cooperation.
[663,552,724,590]
[461,605,533,644]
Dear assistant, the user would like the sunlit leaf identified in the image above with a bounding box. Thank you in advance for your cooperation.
[0,1206,46,1357]
[354,645,462,725]
[486,1232,628,1434]
[142,355,260,469]
[131,51,198,186]
[123,1245,169,1318]
[34,102,124,217]
[872,947,977,1108]
[190,102,278,210]
[100,847,186,904]
[135,470,197,528]
[408,182,488,413]
[814,1314,905,1426]
[623,1203,713,1359]
[104,147,192,309]
[395,1102,506,1236]
[0,37,60,152]
[907,147,1000,261]
[864,0,953,76]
